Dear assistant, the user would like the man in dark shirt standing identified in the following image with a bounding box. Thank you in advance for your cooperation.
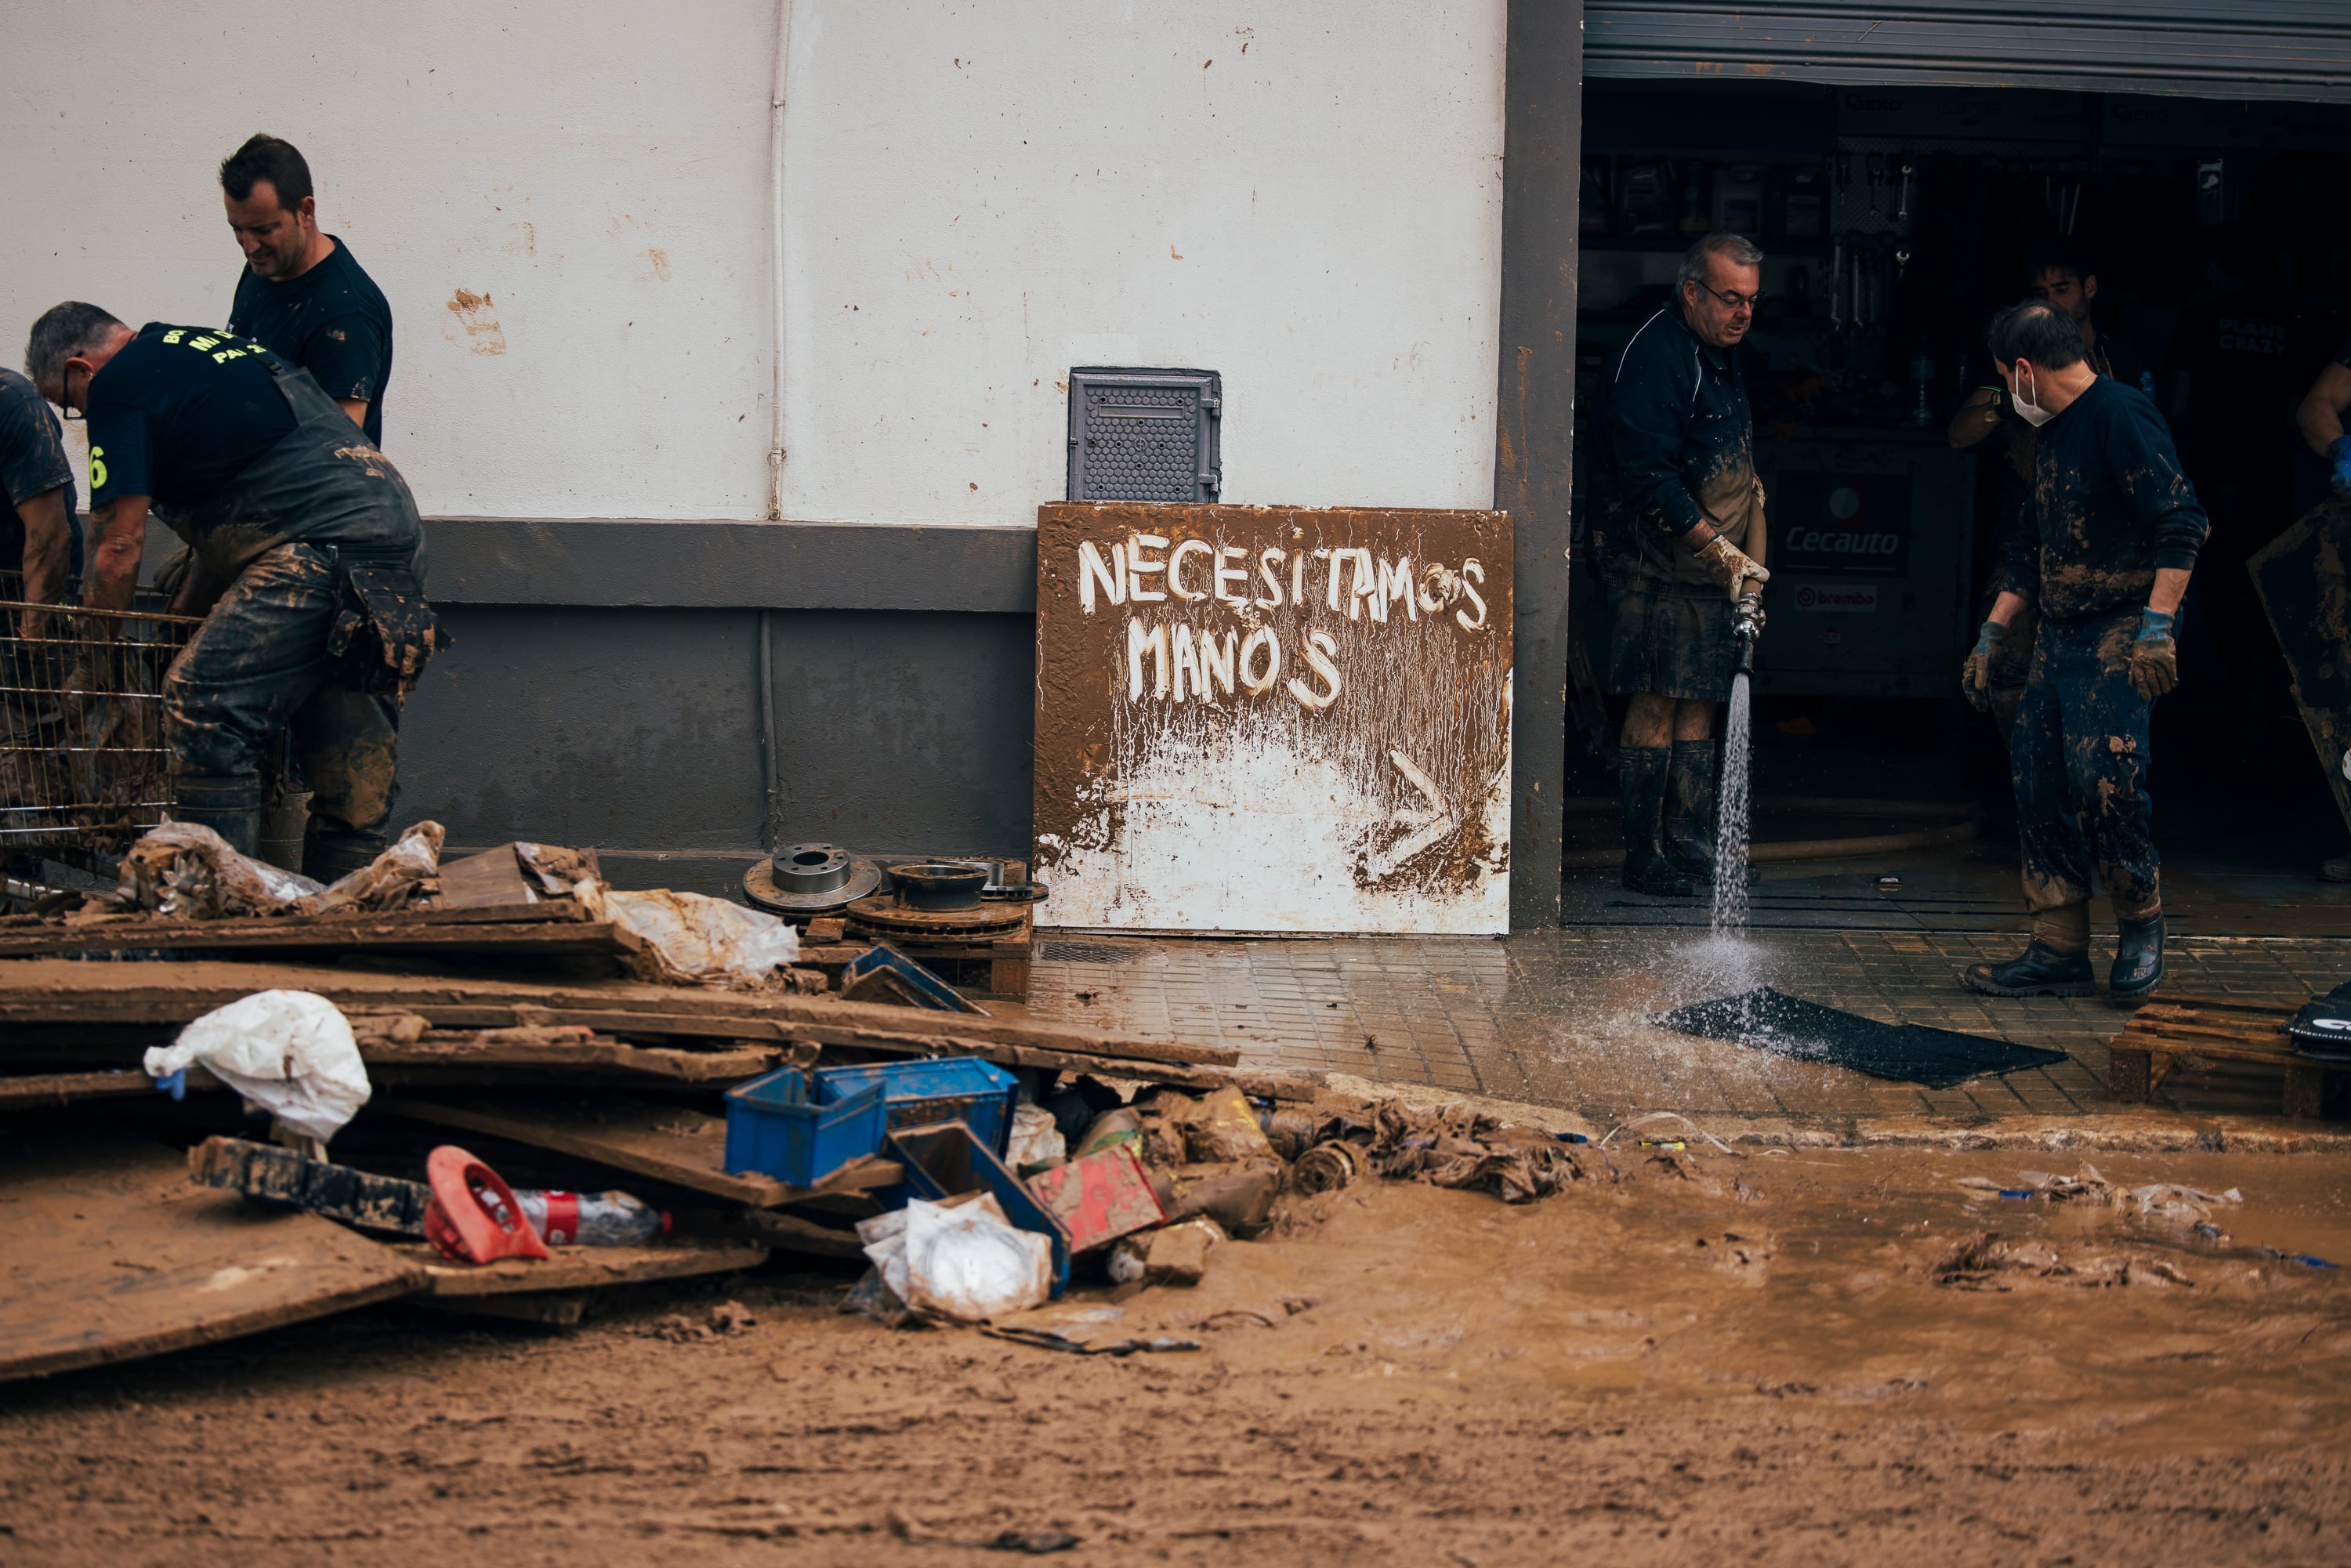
[25,303,440,881]
[0,368,79,639]
[1960,301,2210,1001]
[219,135,393,445]
[1592,233,1773,896]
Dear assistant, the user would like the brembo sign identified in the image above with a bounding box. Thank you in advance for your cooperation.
[1772,472,1912,577]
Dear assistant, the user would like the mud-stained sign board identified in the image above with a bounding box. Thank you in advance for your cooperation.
[1032,502,1512,935]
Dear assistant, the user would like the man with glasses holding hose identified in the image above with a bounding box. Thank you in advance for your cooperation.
[1592,232,1773,896]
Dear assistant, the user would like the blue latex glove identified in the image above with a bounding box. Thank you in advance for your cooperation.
[2331,433,2351,496]
[2128,607,2179,699]
[1960,619,2005,711]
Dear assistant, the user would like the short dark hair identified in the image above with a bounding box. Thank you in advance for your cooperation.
[1678,232,1766,290]
[2023,237,2092,286]
[219,134,313,209]
[1987,299,2085,372]
[25,302,127,396]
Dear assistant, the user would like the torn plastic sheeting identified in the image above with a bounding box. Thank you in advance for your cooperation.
[900,1196,1052,1324]
[293,821,444,916]
[144,990,370,1146]
[576,881,800,986]
[1005,1103,1067,1173]
[120,820,321,918]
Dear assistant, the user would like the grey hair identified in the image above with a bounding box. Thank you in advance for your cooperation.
[1677,233,1766,289]
[25,302,126,396]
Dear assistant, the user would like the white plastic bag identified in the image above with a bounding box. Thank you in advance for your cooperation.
[144,990,371,1146]
[901,1196,1052,1324]
[294,821,445,915]
[1005,1103,1067,1171]
[574,880,799,985]
[120,821,321,917]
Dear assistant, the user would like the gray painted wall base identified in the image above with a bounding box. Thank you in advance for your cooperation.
[399,602,1036,885]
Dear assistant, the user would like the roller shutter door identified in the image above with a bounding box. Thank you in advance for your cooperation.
[1585,1,2351,103]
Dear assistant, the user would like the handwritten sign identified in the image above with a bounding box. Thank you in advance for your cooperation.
[1032,503,1513,934]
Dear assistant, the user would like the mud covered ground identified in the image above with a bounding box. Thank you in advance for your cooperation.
[2,1142,2347,1566]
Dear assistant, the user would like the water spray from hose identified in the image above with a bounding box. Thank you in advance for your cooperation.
[1712,591,1762,932]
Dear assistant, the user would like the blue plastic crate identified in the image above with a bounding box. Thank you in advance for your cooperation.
[723,1067,886,1186]
[816,1057,1017,1155]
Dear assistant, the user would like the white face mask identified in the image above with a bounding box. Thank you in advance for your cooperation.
[2011,364,2055,429]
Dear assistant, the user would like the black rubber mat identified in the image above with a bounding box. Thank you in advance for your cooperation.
[1653,987,2070,1089]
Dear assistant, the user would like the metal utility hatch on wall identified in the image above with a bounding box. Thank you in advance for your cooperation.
[1066,368,1223,503]
[1583,1,2351,103]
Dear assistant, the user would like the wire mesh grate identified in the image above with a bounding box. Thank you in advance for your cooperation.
[0,576,199,860]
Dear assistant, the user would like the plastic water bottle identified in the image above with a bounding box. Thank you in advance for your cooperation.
[513,1189,669,1247]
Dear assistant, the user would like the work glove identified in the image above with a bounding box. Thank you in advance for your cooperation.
[1693,534,1770,603]
[2331,434,2351,497]
[2127,607,2179,700]
[1959,620,2005,712]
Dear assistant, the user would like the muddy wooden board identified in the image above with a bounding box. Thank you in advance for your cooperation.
[0,1132,425,1382]
[411,1240,770,1297]
[0,958,1240,1070]
[1032,502,1512,935]
[371,1095,904,1208]
[0,911,638,961]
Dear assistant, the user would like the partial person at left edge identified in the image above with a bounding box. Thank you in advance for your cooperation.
[0,366,84,639]
[220,133,393,445]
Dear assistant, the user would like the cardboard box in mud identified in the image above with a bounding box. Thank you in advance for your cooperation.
[1032,503,1512,935]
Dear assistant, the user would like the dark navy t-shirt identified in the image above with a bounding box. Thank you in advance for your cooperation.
[227,237,393,447]
[0,368,78,576]
[85,324,297,509]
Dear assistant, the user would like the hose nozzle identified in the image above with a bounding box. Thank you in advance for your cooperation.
[1733,591,1762,676]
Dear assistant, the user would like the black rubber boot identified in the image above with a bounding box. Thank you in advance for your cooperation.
[2110,913,2165,1001]
[1961,942,2096,998]
[1664,737,1759,886]
[169,773,263,859]
[1619,745,1694,897]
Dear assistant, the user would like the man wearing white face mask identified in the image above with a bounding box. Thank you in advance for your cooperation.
[1961,301,2209,1002]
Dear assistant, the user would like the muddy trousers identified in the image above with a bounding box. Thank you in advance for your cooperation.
[2009,610,2160,936]
[164,542,400,882]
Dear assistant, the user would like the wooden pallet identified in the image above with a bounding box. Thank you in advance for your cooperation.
[2106,992,2351,1120]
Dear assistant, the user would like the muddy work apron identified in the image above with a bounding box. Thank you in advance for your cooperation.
[161,360,444,876]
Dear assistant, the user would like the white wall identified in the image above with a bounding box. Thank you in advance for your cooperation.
[780,2,1508,520]
[2,2,1506,525]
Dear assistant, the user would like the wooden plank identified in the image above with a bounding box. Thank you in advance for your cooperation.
[0,958,1237,1069]
[2136,992,2306,1018]
[371,1095,904,1209]
[411,1240,770,1297]
[2106,1045,2154,1103]
[0,1066,226,1108]
[415,1292,586,1325]
[364,1032,780,1083]
[0,1133,424,1382]
[0,918,635,958]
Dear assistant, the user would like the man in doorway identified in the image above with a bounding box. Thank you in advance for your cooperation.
[26,303,441,882]
[1592,232,1771,896]
[1960,300,2209,1001]
[220,135,393,444]
[1948,241,2151,735]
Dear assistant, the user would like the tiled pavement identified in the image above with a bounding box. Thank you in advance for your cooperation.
[1010,922,2351,1128]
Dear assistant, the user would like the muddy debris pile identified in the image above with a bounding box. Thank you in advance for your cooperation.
[840,1082,1595,1331]
[0,820,1340,1381]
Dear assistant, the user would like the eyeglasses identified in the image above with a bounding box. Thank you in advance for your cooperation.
[1693,285,1765,311]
